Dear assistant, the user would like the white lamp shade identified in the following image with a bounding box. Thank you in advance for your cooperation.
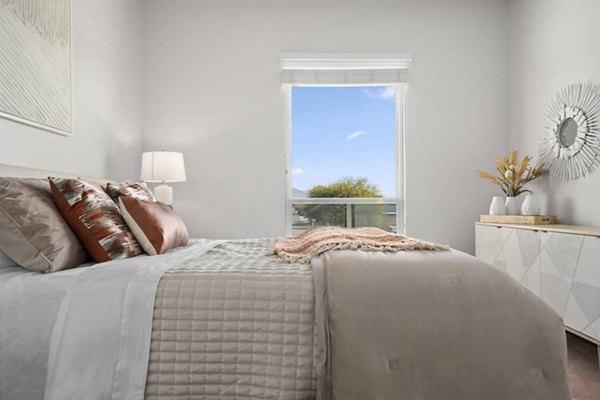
[140,151,186,183]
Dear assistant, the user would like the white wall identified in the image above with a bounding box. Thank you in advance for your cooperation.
[508,0,600,226]
[143,1,508,253]
[0,0,145,180]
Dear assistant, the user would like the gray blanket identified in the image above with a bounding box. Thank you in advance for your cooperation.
[145,239,319,399]
[312,249,570,400]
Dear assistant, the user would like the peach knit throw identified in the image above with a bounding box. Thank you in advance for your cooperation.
[273,227,449,263]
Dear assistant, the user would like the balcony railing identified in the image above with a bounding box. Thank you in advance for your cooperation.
[290,198,400,236]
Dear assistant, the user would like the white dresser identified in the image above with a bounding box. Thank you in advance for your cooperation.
[475,222,600,349]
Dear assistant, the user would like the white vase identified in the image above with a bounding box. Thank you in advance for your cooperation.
[505,196,520,215]
[521,194,541,216]
[489,196,506,215]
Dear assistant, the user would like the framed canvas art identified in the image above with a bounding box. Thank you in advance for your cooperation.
[0,0,72,136]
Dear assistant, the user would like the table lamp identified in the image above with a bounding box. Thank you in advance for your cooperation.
[140,151,186,205]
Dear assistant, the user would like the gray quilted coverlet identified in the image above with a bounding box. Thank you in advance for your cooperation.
[145,239,318,399]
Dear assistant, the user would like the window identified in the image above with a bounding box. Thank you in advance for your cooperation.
[285,85,404,236]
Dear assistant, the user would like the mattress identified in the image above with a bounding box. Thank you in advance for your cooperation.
[145,239,319,399]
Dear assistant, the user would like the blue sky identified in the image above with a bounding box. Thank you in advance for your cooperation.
[291,86,397,197]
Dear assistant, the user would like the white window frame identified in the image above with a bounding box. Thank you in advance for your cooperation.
[284,83,406,235]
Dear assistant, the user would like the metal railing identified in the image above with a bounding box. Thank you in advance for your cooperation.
[290,198,400,235]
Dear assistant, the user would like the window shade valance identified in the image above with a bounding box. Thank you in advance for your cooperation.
[280,53,411,85]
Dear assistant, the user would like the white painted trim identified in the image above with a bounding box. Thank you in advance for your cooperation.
[280,53,412,70]
[396,84,406,235]
[283,86,293,236]
[281,53,411,85]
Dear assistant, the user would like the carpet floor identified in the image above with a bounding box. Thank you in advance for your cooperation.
[568,332,600,400]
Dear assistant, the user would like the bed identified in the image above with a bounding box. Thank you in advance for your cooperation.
[0,164,571,400]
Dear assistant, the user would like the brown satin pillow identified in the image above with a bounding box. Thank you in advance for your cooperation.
[0,177,87,272]
[104,181,155,203]
[49,177,143,262]
[119,197,189,255]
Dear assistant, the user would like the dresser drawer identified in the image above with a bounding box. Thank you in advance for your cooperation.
[476,224,540,295]
[476,222,600,345]
[540,233,600,339]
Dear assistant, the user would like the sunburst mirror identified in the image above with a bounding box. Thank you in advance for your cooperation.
[539,82,600,180]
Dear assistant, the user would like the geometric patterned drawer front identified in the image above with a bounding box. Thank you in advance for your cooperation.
[476,224,600,343]
[475,224,507,265]
[475,224,540,296]
[540,232,584,322]
[506,228,540,295]
[558,235,600,341]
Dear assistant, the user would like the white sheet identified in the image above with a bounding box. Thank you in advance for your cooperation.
[0,239,220,400]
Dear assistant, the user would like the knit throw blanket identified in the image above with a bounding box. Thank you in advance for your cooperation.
[273,227,449,263]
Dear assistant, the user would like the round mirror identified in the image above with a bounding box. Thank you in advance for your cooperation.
[557,117,578,147]
[541,82,600,180]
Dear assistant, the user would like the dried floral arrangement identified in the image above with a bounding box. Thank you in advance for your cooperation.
[476,150,547,197]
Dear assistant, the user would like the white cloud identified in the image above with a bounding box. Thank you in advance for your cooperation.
[292,167,304,176]
[363,86,395,101]
[346,130,368,141]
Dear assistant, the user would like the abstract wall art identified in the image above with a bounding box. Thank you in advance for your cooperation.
[0,0,71,135]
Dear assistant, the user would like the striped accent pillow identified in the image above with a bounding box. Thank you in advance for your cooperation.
[104,180,155,203]
[49,178,143,262]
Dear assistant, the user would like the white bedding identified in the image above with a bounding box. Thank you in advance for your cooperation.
[0,237,570,400]
[0,239,220,400]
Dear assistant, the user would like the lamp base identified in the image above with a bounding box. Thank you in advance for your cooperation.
[154,184,173,205]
